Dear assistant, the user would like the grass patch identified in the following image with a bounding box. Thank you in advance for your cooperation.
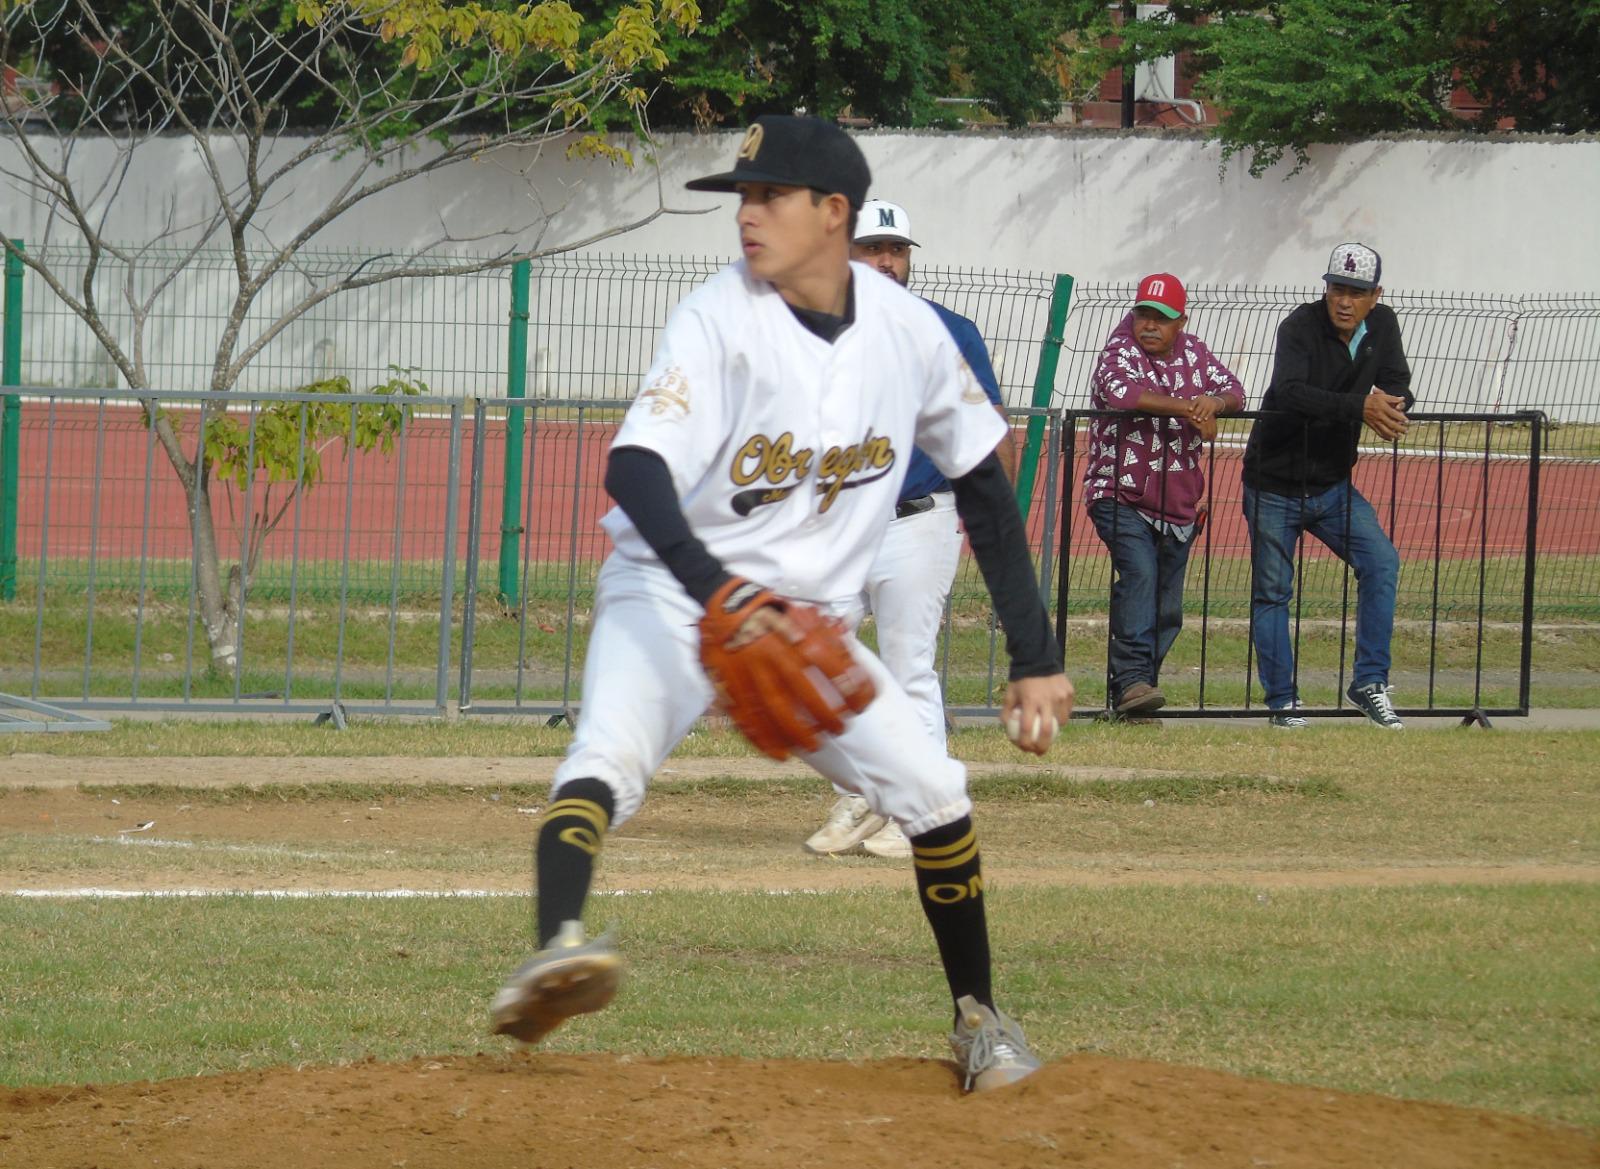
[0,885,1595,1126]
[972,772,1343,803]
[6,599,1599,710]
[3,722,1596,1127]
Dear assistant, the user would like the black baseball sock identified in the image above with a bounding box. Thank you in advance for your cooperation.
[911,815,993,1015]
[535,777,615,947]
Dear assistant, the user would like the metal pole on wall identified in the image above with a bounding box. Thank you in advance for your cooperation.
[498,259,531,606]
[1,238,23,602]
[1015,273,1073,523]
[1120,2,1137,128]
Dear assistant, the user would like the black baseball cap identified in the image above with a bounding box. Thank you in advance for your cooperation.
[685,115,871,209]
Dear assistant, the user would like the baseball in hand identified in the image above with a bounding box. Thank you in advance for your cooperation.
[1005,711,1059,746]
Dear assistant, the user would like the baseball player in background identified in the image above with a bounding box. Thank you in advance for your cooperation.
[490,115,1075,1093]
[804,198,1018,860]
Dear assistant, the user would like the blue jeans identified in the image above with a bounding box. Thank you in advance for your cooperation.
[1243,482,1399,709]
[1087,499,1193,702]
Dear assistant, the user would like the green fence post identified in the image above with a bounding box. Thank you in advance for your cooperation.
[498,259,532,606]
[1015,273,1074,523]
[1,238,23,602]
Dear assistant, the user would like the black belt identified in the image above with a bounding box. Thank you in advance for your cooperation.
[894,494,937,520]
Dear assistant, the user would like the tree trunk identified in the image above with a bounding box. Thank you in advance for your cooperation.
[186,474,243,675]
[147,405,242,675]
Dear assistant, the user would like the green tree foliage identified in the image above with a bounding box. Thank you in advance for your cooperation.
[4,0,697,158]
[1442,0,1600,133]
[1116,0,1600,177]
[1119,1,1456,175]
[4,0,1094,131]
[602,0,1089,130]
[173,372,421,586]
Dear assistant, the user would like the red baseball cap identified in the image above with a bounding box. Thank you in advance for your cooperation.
[1135,273,1186,319]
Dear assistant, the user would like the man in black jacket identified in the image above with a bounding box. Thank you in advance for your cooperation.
[1242,243,1412,730]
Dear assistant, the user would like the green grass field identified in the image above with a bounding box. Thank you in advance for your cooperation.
[5,567,1599,710]
[2,722,1597,1129]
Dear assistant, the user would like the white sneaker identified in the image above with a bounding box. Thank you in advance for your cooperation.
[803,795,886,855]
[860,819,911,859]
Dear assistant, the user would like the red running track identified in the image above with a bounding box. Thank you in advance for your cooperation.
[10,404,1599,567]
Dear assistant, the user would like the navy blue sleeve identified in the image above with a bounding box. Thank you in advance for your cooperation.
[927,301,1003,406]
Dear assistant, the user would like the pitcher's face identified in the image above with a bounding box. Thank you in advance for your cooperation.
[737,184,844,288]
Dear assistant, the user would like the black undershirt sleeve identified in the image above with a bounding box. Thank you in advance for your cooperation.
[604,445,731,608]
[949,452,1063,681]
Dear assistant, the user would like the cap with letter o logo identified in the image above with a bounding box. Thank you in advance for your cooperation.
[687,116,870,209]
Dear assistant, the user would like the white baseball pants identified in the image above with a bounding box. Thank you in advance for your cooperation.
[552,553,971,835]
[861,491,962,750]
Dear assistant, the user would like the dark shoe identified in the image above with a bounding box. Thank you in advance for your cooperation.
[1347,682,1404,730]
[1114,682,1165,716]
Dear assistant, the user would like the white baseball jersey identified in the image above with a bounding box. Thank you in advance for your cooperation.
[602,260,1006,607]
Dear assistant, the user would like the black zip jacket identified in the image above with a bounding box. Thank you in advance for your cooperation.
[1242,300,1413,496]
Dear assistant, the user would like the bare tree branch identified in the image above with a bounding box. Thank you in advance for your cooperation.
[2,0,704,667]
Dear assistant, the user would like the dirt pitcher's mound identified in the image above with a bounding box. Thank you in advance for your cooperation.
[3,1053,1593,1169]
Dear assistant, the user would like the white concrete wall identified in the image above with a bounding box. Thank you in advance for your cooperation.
[4,129,1598,292]
[3,129,1596,415]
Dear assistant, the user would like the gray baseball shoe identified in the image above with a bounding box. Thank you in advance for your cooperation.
[490,920,622,1045]
[949,994,1042,1092]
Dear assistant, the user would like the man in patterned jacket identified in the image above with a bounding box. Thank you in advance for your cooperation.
[1082,273,1244,718]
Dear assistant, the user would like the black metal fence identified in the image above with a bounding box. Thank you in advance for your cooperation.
[1050,409,1543,726]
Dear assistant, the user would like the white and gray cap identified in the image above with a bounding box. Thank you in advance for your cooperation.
[1324,242,1382,290]
[854,199,918,246]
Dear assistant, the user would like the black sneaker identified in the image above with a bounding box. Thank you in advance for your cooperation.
[1267,704,1309,730]
[1347,682,1404,730]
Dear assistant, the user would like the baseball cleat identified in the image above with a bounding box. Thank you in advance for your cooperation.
[491,920,622,1045]
[949,995,1042,1093]
[859,819,912,859]
[803,794,887,855]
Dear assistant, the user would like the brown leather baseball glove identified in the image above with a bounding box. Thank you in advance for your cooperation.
[698,577,876,760]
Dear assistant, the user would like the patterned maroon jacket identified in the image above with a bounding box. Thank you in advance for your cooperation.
[1081,311,1244,527]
